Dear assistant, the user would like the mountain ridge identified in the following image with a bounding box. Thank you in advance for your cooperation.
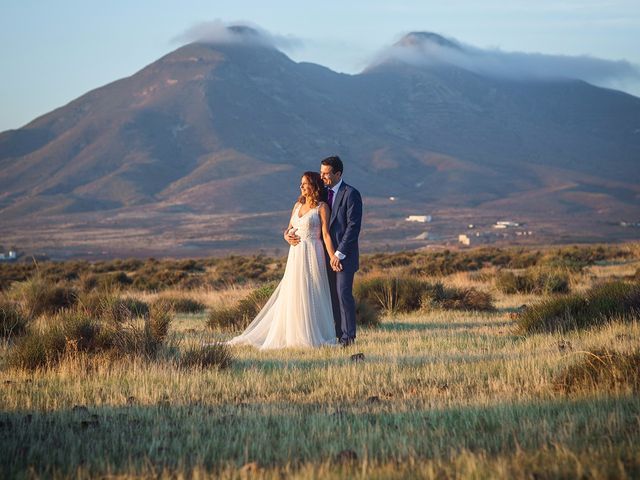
[1,29,639,256]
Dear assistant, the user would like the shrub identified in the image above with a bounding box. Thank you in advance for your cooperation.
[212,255,282,285]
[495,271,526,294]
[0,262,34,291]
[8,299,175,369]
[80,273,99,292]
[9,327,67,370]
[77,291,144,323]
[467,270,494,283]
[111,322,157,358]
[80,271,132,292]
[236,283,277,317]
[131,266,188,291]
[10,276,77,318]
[148,300,172,344]
[59,311,103,352]
[538,269,571,294]
[158,296,206,314]
[109,314,172,359]
[121,297,150,317]
[554,348,640,394]
[355,297,380,327]
[423,285,495,312]
[0,300,27,338]
[495,268,570,295]
[180,344,233,369]
[354,276,428,313]
[354,277,495,313]
[584,281,640,317]
[8,310,117,370]
[539,245,631,272]
[207,283,277,331]
[517,281,640,334]
[207,306,242,330]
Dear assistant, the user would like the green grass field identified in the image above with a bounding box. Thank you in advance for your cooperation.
[1,252,639,478]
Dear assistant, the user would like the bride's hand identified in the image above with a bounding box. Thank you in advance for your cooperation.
[285,228,300,246]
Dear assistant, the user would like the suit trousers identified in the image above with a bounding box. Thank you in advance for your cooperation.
[328,268,356,342]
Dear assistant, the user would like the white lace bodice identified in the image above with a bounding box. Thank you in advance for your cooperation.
[291,204,321,241]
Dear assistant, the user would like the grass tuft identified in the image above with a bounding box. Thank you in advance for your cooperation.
[180,343,233,369]
[517,280,640,333]
[78,291,148,322]
[207,306,242,331]
[555,348,640,394]
[8,300,174,369]
[354,276,495,313]
[158,296,206,314]
[423,284,496,312]
[207,283,277,331]
[9,276,77,318]
[0,299,28,338]
[148,300,172,344]
[354,276,427,313]
[8,326,67,370]
[495,267,570,295]
[355,297,380,327]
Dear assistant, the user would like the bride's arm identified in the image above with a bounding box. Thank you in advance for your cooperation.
[284,202,300,241]
[319,203,336,257]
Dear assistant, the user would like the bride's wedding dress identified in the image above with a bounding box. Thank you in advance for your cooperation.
[228,204,337,349]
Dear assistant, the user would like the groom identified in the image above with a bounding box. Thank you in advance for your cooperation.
[319,156,363,347]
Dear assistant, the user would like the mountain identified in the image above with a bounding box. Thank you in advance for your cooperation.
[1,29,639,257]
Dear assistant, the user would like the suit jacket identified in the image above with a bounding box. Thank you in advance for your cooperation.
[329,181,363,273]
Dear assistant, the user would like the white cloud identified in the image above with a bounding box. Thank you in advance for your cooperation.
[172,20,303,51]
[370,32,640,94]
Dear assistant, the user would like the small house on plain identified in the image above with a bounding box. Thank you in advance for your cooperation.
[494,221,520,228]
[0,250,17,262]
[406,215,432,223]
[458,234,471,246]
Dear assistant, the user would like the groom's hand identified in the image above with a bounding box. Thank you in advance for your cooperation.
[330,256,343,271]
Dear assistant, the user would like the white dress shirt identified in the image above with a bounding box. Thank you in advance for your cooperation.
[329,180,346,260]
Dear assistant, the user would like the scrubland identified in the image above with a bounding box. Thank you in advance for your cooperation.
[1,244,639,479]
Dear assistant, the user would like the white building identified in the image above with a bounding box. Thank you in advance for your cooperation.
[495,221,520,228]
[458,234,471,246]
[406,215,432,223]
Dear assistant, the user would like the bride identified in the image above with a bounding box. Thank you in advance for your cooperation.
[227,171,338,349]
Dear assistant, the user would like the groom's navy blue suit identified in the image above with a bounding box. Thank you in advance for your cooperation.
[327,181,363,343]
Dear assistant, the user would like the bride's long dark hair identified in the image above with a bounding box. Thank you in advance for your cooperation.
[298,171,325,207]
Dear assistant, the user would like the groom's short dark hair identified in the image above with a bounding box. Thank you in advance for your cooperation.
[321,155,343,175]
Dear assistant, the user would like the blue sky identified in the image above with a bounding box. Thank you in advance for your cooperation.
[1,0,639,132]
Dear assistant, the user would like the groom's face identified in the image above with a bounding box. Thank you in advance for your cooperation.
[320,165,341,188]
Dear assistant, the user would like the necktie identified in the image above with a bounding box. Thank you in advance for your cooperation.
[327,188,334,207]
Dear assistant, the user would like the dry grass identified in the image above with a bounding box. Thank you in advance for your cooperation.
[180,343,233,370]
[1,249,640,478]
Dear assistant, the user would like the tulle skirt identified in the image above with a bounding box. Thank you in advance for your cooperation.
[227,238,337,349]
